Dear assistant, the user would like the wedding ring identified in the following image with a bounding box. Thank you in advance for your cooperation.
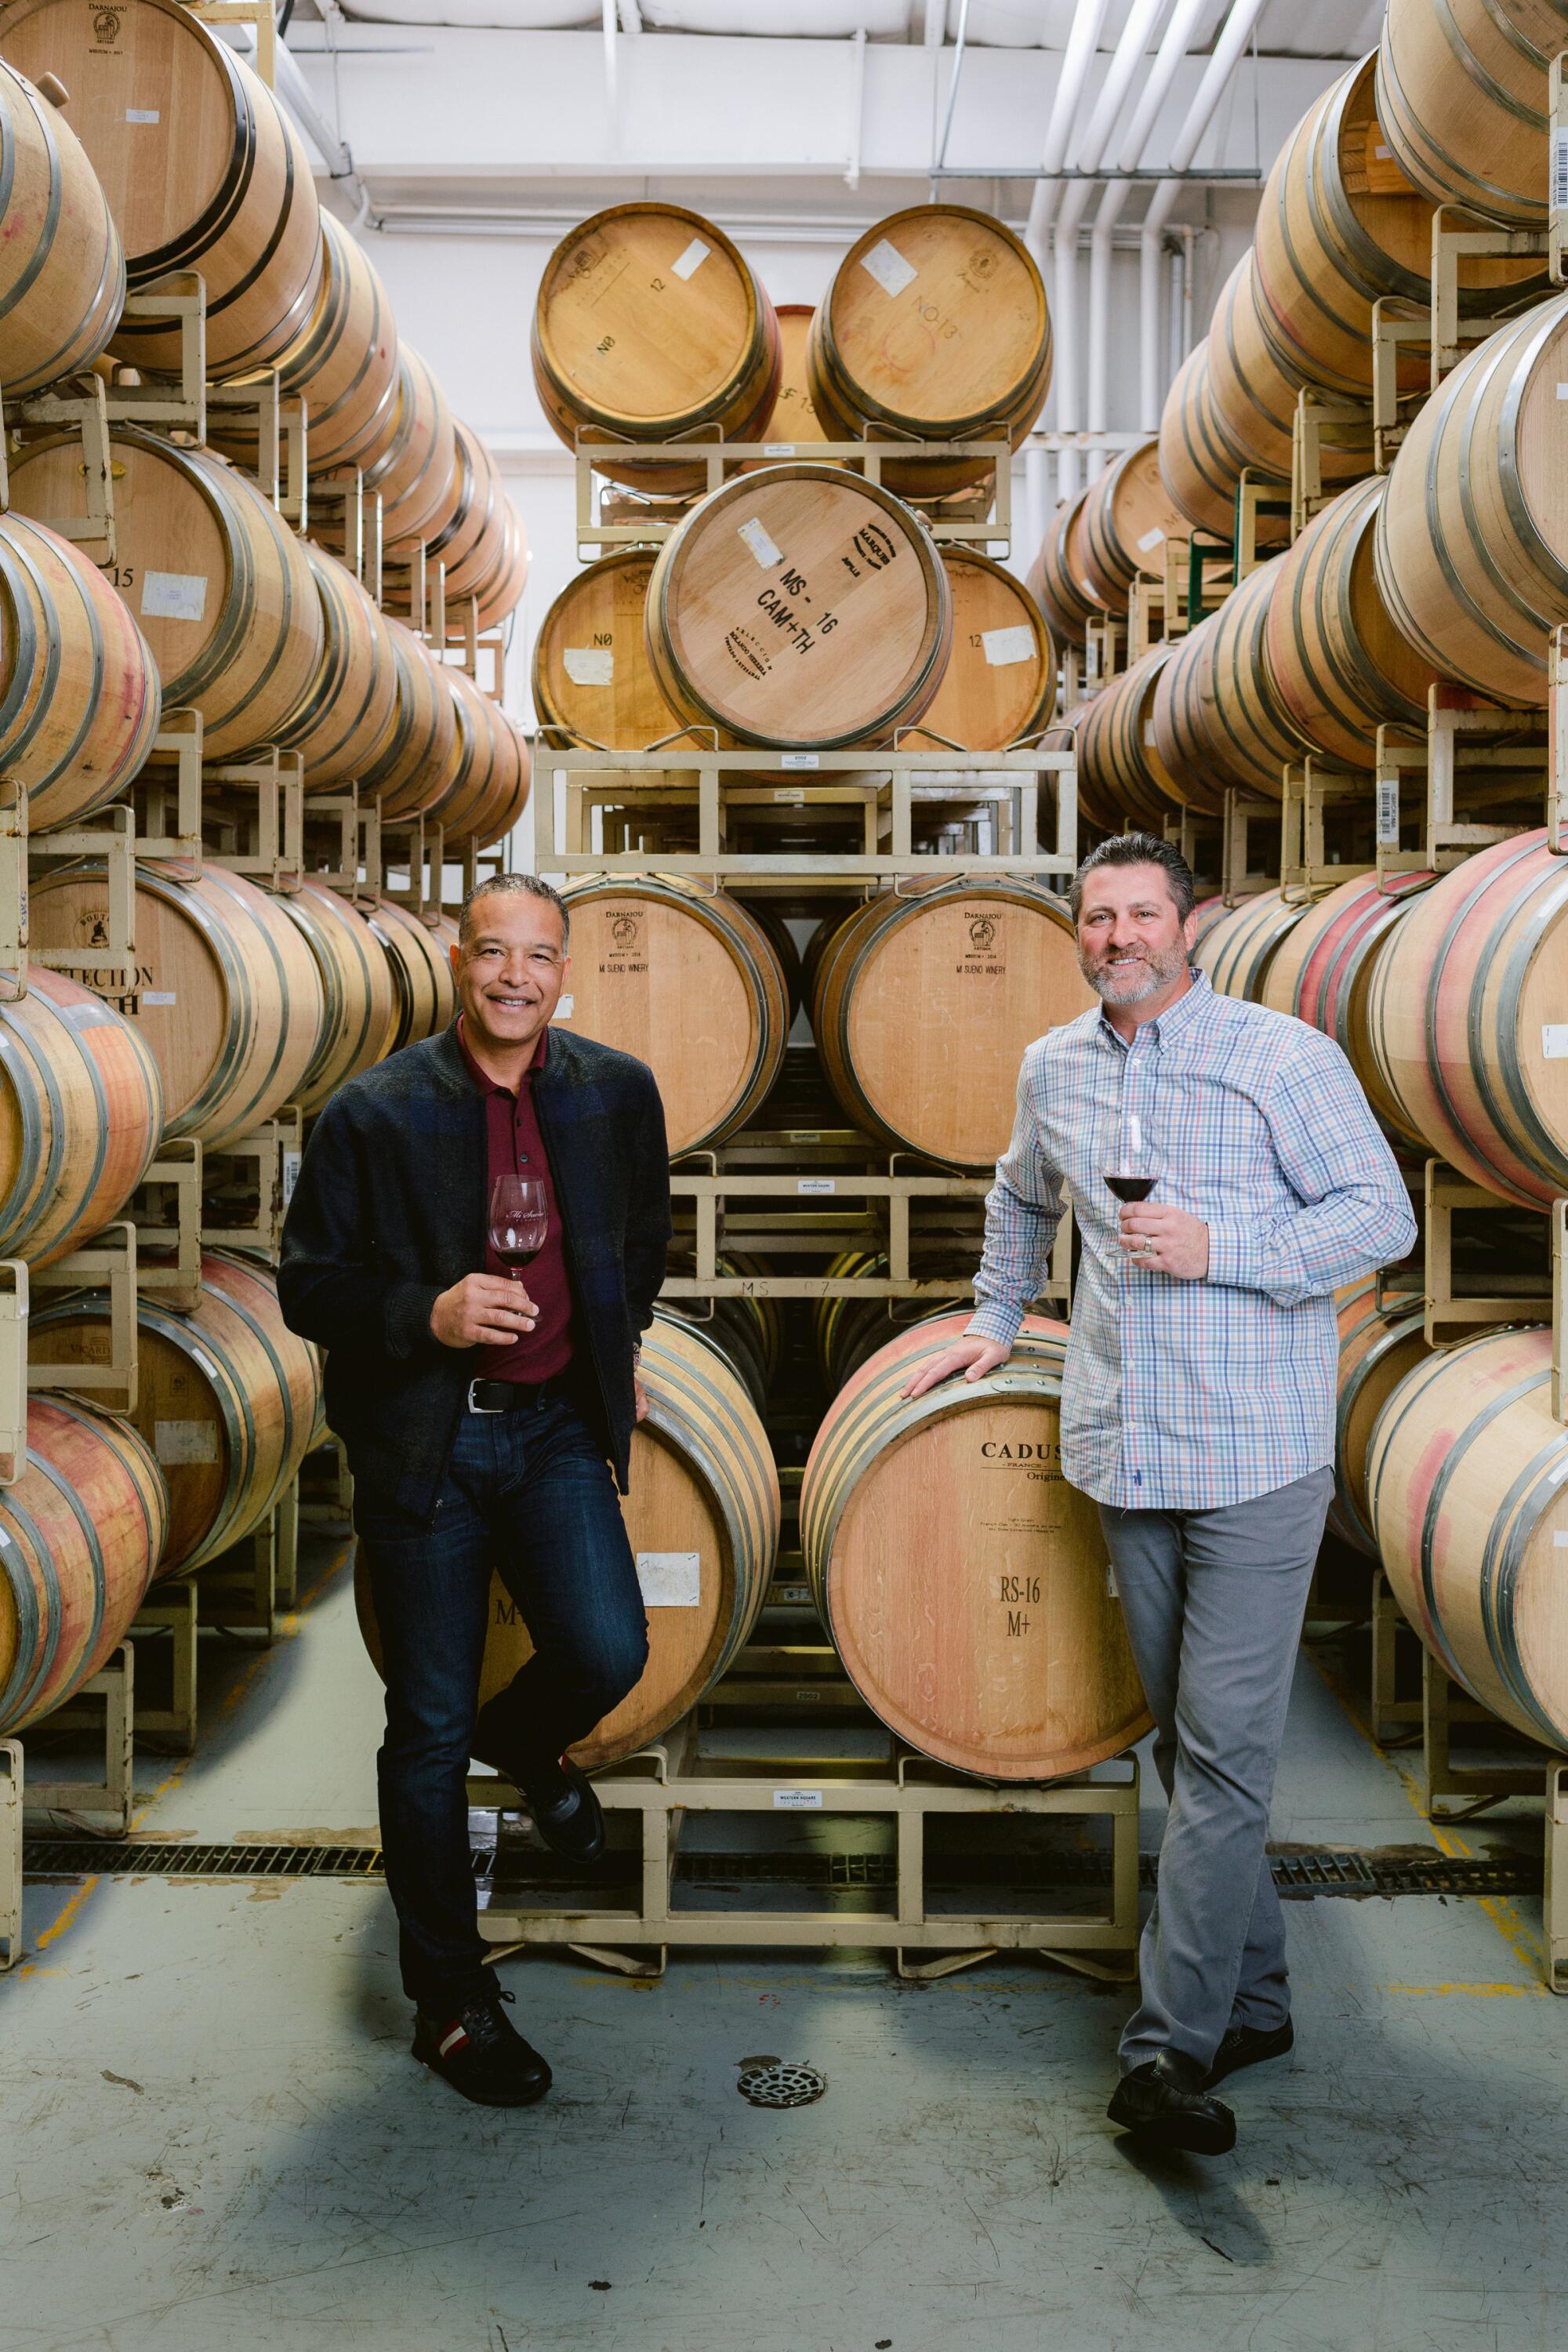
[1142,1237,1156,1256]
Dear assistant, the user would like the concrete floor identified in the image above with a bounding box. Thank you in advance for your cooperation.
[3,1533,1565,2352]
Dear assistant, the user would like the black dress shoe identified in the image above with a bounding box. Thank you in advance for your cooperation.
[413,1991,552,2108]
[1205,2016,1294,2089]
[1107,2049,1237,2155]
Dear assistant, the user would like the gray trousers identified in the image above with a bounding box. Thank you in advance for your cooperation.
[1098,1465,1334,2075]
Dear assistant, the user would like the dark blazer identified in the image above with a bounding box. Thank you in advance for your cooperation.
[277,1023,672,1523]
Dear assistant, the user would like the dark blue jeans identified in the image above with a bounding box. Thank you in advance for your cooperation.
[357,1392,649,2009]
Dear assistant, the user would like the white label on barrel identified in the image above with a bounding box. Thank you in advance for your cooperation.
[861,238,916,299]
[764,443,796,456]
[1543,1025,1568,1058]
[636,1550,700,1606]
[1554,1530,1568,1547]
[774,788,806,804]
[1106,1562,1119,1599]
[1080,576,1095,595]
[1557,385,1568,401]
[154,1420,218,1465]
[125,107,159,122]
[141,570,208,624]
[555,993,574,1019]
[781,752,819,769]
[1143,722,1156,746]
[563,647,613,686]
[1374,143,1391,159]
[774,1788,823,1809]
[1137,527,1165,553]
[797,1178,835,1195]
[1556,129,1568,208]
[737,515,783,570]
[672,238,710,281]
[141,990,176,1006]
[1376,779,1400,846]
[982,625,1035,667]
[281,1149,301,1205]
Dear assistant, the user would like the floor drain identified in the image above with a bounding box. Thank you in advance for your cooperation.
[737,2061,826,2109]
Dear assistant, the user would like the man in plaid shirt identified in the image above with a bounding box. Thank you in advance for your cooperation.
[905,833,1415,2155]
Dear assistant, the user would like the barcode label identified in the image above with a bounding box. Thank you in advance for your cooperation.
[281,1149,301,1204]
[774,1788,823,1809]
[1376,779,1400,846]
[737,515,783,569]
[1555,129,1568,209]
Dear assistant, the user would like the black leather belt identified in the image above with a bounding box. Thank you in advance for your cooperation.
[466,1374,570,1414]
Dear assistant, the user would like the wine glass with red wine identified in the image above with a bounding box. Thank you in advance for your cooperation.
[1105,1109,1163,1206]
[488,1174,548,1282]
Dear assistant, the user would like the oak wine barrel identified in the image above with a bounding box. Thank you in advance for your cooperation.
[284,543,397,790]
[1365,827,1568,1207]
[811,877,1091,1171]
[361,343,459,561]
[429,423,528,628]
[1377,0,1563,230]
[1196,887,1313,1003]
[27,858,324,1149]
[31,1251,320,1578]
[1375,292,1568,706]
[358,1311,781,1770]
[1079,642,1209,827]
[9,426,323,760]
[0,0,321,381]
[807,206,1051,498]
[365,897,456,1056]
[905,548,1054,750]
[532,549,674,750]
[358,615,459,814]
[277,878,395,1116]
[557,876,789,1156]
[1368,1325,1568,1748]
[1204,256,1377,493]
[1328,1276,1428,1556]
[661,1254,783,1417]
[533,202,781,497]
[1157,339,1244,541]
[0,1399,165,1737]
[811,1258,952,1395]
[272,211,399,474]
[752,303,833,454]
[644,463,951,750]
[1189,894,1233,953]
[1044,695,1120,832]
[1152,555,1305,804]
[1028,488,1103,643]
[0,59,122,397]
[0,507,159,832]
[0,967,162,1268]
[1253,50,1542,398]
[425,664,531,849]
[1258,869,1434,1147]
[800,1313,1152,1780]
[1077,437,1187,613]
[1264,474,1438,764]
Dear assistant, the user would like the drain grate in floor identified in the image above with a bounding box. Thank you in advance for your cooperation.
[20,1838,1544,1900]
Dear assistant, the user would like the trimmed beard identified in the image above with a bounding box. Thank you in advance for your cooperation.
[1079,940,1189,1005]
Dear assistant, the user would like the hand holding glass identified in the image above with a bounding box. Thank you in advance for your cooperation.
[1105,1110,1163,1206]
[488,1174,548,1280]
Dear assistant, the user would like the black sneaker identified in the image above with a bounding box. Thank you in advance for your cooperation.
[412,1991,552,2108]
[1204,2016,1294,2089]
[1106,2049,1236,2155]
[521,1754,606,1864]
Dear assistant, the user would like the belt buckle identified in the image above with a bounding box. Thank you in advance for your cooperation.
[466,1378,505,1415]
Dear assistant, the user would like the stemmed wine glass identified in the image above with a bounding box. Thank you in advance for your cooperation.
[1105,1109,1163,1210]
[488,1174,549,1283]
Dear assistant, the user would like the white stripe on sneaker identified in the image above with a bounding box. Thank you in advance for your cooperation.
[437,2024,469,2059]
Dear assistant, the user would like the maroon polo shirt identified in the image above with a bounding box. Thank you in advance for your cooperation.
[457,1014,576,1383]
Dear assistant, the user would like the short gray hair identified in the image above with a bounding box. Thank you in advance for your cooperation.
[1069,831,1196,924]
[458,871,570,949]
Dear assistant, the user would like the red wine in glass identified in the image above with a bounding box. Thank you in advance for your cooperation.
[488,1174,548,1280]
[1105,1112,1162,1207]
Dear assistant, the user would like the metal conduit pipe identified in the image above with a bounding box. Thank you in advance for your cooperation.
[1026,0,1111,250]
[1137,0,1269,427]
[1051,0,1168,501]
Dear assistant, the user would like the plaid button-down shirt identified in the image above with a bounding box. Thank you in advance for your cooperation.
[966,968,1417,1511]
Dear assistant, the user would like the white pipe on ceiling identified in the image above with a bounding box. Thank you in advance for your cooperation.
[1025,0,1109,248]
[1136,0,1267,424]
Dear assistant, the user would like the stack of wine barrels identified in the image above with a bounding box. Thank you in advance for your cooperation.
[800,1313,1151,1780]
[358,1310,781,1769]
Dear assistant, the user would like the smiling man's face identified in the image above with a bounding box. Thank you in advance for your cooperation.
[452,889,571,1061]
[1075,860,1196,1008]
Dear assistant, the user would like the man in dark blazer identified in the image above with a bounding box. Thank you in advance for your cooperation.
[279,872,671,2109]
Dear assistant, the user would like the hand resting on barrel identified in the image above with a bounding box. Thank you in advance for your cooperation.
[899,1333,1011,1400]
